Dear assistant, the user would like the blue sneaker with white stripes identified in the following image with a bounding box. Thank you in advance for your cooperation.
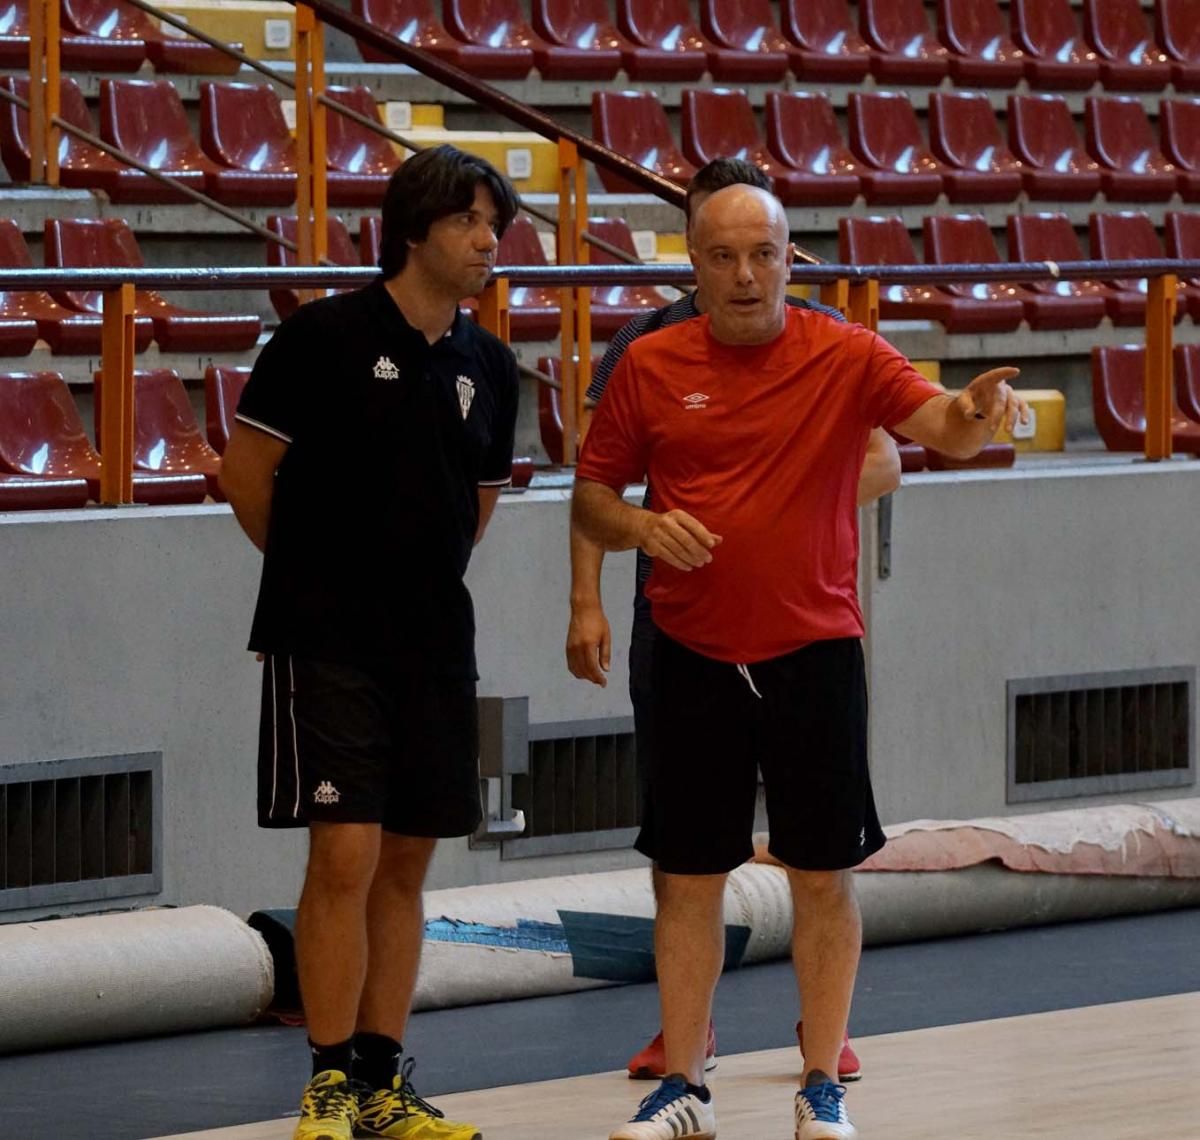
[794,1080,857,1140]
[609,1074,716,1140]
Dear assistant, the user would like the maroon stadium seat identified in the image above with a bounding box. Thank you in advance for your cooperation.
[1091,345,1200,453]
[928,92,1024,204]
[63,0,239,73]
[860,0,950,85]
[536,355,603,465]
[532,0,634,80]
[925,443,1015,470]
[57,0,146,71]
[614,0,707,80]
[199,83,298,206]
[763,92,861,207]
[620,0,775,82]
[937,0,1025,86]
[447,0,598,80]
[1004,214,1109,330]
[0,0,31,67]
[896,440,928,472]
[921,215,1027,333]
[323,86,398,207]
[847,92,946,206]
[204,365,250,455]
[0,370,206,503]
[0,221,38,357]
[0,372,91,508]
[1163,210,1200,298]
[699,0,791,81]
[264,215,359,321]
[591,91,696,195]
[1084,96,1179,202]
[585,217,668,338]
[1082,0,1171,91]
[495,214,561,341]
[1159,99,1200,203]
[1173,343,1200,424]
[779,0,872,83]
[45,217,261,352]
[360,215,382,267]
[1007,94,1103,201]
[1010,0,1100,90]
[1089,211,1199,324]
[1156,0,1200,92]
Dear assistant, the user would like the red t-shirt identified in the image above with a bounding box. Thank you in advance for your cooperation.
[576,307,942,663]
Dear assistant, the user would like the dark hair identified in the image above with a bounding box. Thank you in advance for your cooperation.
[685,158,773,221]
[379,145,520,278]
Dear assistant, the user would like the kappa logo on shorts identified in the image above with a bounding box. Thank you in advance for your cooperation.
[456,374,476,419]
[682,391,710,410]
[373,355,400,381]
[313,780,341,805]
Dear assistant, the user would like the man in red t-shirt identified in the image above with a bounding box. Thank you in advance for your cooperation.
[573,185,1026,1140]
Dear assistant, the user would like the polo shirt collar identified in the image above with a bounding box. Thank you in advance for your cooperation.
[369,279,474,357]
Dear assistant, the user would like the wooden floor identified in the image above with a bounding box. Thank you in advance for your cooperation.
[162,993,1200,1140]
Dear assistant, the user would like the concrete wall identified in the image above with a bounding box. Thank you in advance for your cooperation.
[2,461,1198,920]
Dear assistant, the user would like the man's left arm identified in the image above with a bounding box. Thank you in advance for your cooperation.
[893,367,1028,460]
[857,429,901,505]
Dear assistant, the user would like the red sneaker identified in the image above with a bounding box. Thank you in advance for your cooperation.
[626,1021,718,1080]
[797,1019,863,1082]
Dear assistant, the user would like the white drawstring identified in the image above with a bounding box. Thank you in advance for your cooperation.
[736,663,764,699]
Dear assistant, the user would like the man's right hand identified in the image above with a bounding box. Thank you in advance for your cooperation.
[636,509,722,571]
[566,602,612,686]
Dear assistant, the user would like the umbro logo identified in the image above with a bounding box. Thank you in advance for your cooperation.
[373,355,400,381]
[682,392,710,410]
[313,780,341,805]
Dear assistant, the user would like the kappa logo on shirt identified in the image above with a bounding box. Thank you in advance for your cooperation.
[682,391,711,410]
[313,780,341,805]
[456,374,476,420]
[373,355,400,381]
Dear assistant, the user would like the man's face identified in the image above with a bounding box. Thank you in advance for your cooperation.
[689,187,793,346]
[408,183,501,301]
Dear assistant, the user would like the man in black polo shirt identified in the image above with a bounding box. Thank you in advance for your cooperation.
[220,145,519,1140]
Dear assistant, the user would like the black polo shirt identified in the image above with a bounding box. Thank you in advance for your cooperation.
[235,280,518,677]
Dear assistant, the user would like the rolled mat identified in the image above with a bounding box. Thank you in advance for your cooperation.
[0,905,274,1055]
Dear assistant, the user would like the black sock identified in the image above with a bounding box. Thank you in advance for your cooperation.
[353,1032,403,1091]
[686,1081,711,1103]
[309,1036,354,1080]
[805,1068,833,1089]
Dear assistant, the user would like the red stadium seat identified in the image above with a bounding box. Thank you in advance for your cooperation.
[199,83,298,206]
[614,0,708,80]
[860,0,950,85]
[1173,343,1200,423]
[1159,99,1200,203]
[1091,345,1200,453]
[847,92,946,206]
[204,365,250,455]
[323,86,398,207]
[1163,210,1200,296]
[896,440,928,472]
[1007,94,1103,201]
[763,92,862,207]
[699,0,791,81]
[1089,211,1199,324]
[1010,0,1100,90]
[928,92,1024,204]
[264,215,359,321]
[0,221,38,357]
[921,215,1027,333]
[0,0,31,67]
[779,0,872,83]
[0,370,92,508]
[496,215,561,341]
[925,443,1015,469]
[58,0,146,71]
[680,88,822,208]
[1004,214,1109,331]
[620,0,775,82]
[63,0,239,73]
[360,215,382,267]
[1084,96,1179,202]
[585,217,667,338]
[0,370,206,503]
[45,217,261,352]
[937,0,1025,86]
[532,0,633,80]
[1156,0,1200,92]
[591,91,695,195]
[446,0,596,80]
[536,356,602,465]
[1082,0,1171,91]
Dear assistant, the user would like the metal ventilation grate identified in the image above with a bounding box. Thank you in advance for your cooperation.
[1,753,162,911]
[1008,668,1195,803]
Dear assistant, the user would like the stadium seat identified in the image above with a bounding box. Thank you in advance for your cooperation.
[1084,96,1179,202]
[359,215,382,267]
[591,91,696,195]
[1007,95,1103,201]
[323,86,399,207]
[204,365,250,455]
[1004,214,1109,330]
[1163,210,1200,293]
[536,356,602,465]
[763,92,862,207]
[57,0,146,71]
[921,215,1027,333]
[446,0,598,80]
[895,439,928,472]
[925,443,1016,470]
[585,217,668,338]
[778,0,872,83]
[0,221,38,356]
[0,371,93,508]
[699,0,791,82]
[1089,211,1199,323]
[928,92,1024,204]
[0,370,207,504]
[619,0,776,82]
[680,88,823,208]
[1156,0,1200,92]
[614,0,708,80]
[847,93,946,206]
[352,0,532,77]
[1010,0,1100,90]
[63,0,240,74]
[1159,99,1200,202]
[532,0,635,80]
[45,218,261,352]
[1082,0,1171,90]
[860,0,950,84]
[0,0,31,68]
[495,214,561,341]
[1091,345,1200,453]
[1173,343,1200,423]
[937,0,1026,86]
[264,215,359,321]
[198,83,298,206]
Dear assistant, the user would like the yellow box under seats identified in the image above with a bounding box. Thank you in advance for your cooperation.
[397,128,559,194]
[942,386,1065,451]
[156,0,295,61]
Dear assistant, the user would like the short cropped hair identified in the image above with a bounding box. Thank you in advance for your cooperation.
[685,158,774,222]
[379,145,521,278]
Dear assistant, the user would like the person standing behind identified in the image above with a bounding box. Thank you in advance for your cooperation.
[220,145,520,1140]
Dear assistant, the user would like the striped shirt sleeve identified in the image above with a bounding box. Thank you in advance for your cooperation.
[586,310,657,405]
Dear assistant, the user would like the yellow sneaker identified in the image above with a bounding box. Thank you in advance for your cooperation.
[295,1070,364,1140]
[355,1058,481,1139]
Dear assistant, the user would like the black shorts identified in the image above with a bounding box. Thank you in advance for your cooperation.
[257,654,482,836]
[636,633,886,875]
